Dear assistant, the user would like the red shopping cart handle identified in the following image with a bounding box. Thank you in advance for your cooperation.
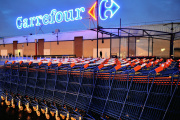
[155,66,164,73]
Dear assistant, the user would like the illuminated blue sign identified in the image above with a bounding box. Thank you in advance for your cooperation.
[99,0,120,20]
[16,7,85,29]
[16,0,120,29]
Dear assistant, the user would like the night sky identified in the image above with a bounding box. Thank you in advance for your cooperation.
[0,0,180,37]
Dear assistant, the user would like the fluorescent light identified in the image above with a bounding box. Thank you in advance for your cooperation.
[161,48,165,52]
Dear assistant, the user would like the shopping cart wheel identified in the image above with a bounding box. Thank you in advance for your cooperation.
[56,116,60,120]
[27,115,31,120]
[41,108,45,114]
[50,111,55,116]
[12,103,15,108]
[33,106,37,111]
[36,110,41,117]
[1,96,5,100]
[71,117,76,120]
[27,108,32,113]
[6,100,10,106]
[45,113,50,119]
[60,114,66,119]
[1,101,4,106]
[19,105,23,111]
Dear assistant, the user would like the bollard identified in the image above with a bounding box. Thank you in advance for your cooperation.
[56,56,57,59]
[15,55,16,59]
[11,55,12,59]
[31,55,32,59]
[40,57,41,60]
[2,55,3,58]
[5,55,6,58]
[8,55,9,59]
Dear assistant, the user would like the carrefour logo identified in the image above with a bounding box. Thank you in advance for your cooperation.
[16,0,120,29]
[88,0,120,21]
[99,0,120,20]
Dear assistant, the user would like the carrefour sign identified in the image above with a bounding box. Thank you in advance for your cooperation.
[16,0,120,29]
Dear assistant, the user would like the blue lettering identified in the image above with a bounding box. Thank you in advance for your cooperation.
[75,7,85,20]
[16,17,23,29]
[36,15,42,26]
[23,18,29,28]
[55,11,63,23]
[42,14,49,25]
[16,7,86,29]
[29,17,36,27]
[50,9,57,24]
[64,9,74,22]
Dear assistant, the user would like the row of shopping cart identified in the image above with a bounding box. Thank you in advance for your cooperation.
[0,57,179,120]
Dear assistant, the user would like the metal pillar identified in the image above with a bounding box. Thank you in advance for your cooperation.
[128,35,130,58]
[170,22,175,58]
[120,18,121,28]
[118,29,121,58]
[119,37,121,58]
[35,39,37,60]
[135,37,136,56]
[119,19,121,58]
[97,0,99,58]
[57,32,59,45]
[110,34,112,58]
[152,37,153,56]
[170,34,175,58]
[148,37,150,57]
[3,37,5,47]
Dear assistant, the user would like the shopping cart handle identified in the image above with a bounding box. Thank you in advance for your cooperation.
[12,61,15,64]
[58,62,62,67]
[98,64,104,70]
[38,61,43,66]
[28,61,33,65]
[70,63,76,68]
[5,60,8,64]
[84,63,89,69]
[133,65,142,72]
[114,64,121,71]
[155,66,164,73]
[48,62,52,66]
[19,61,23,65]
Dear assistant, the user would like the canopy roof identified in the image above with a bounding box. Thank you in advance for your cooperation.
[91,23,180,40]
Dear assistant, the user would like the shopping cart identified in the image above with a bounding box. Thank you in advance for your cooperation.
[0,58,179,120]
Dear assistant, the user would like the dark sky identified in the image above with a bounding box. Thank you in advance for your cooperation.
[0,0,180,37]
